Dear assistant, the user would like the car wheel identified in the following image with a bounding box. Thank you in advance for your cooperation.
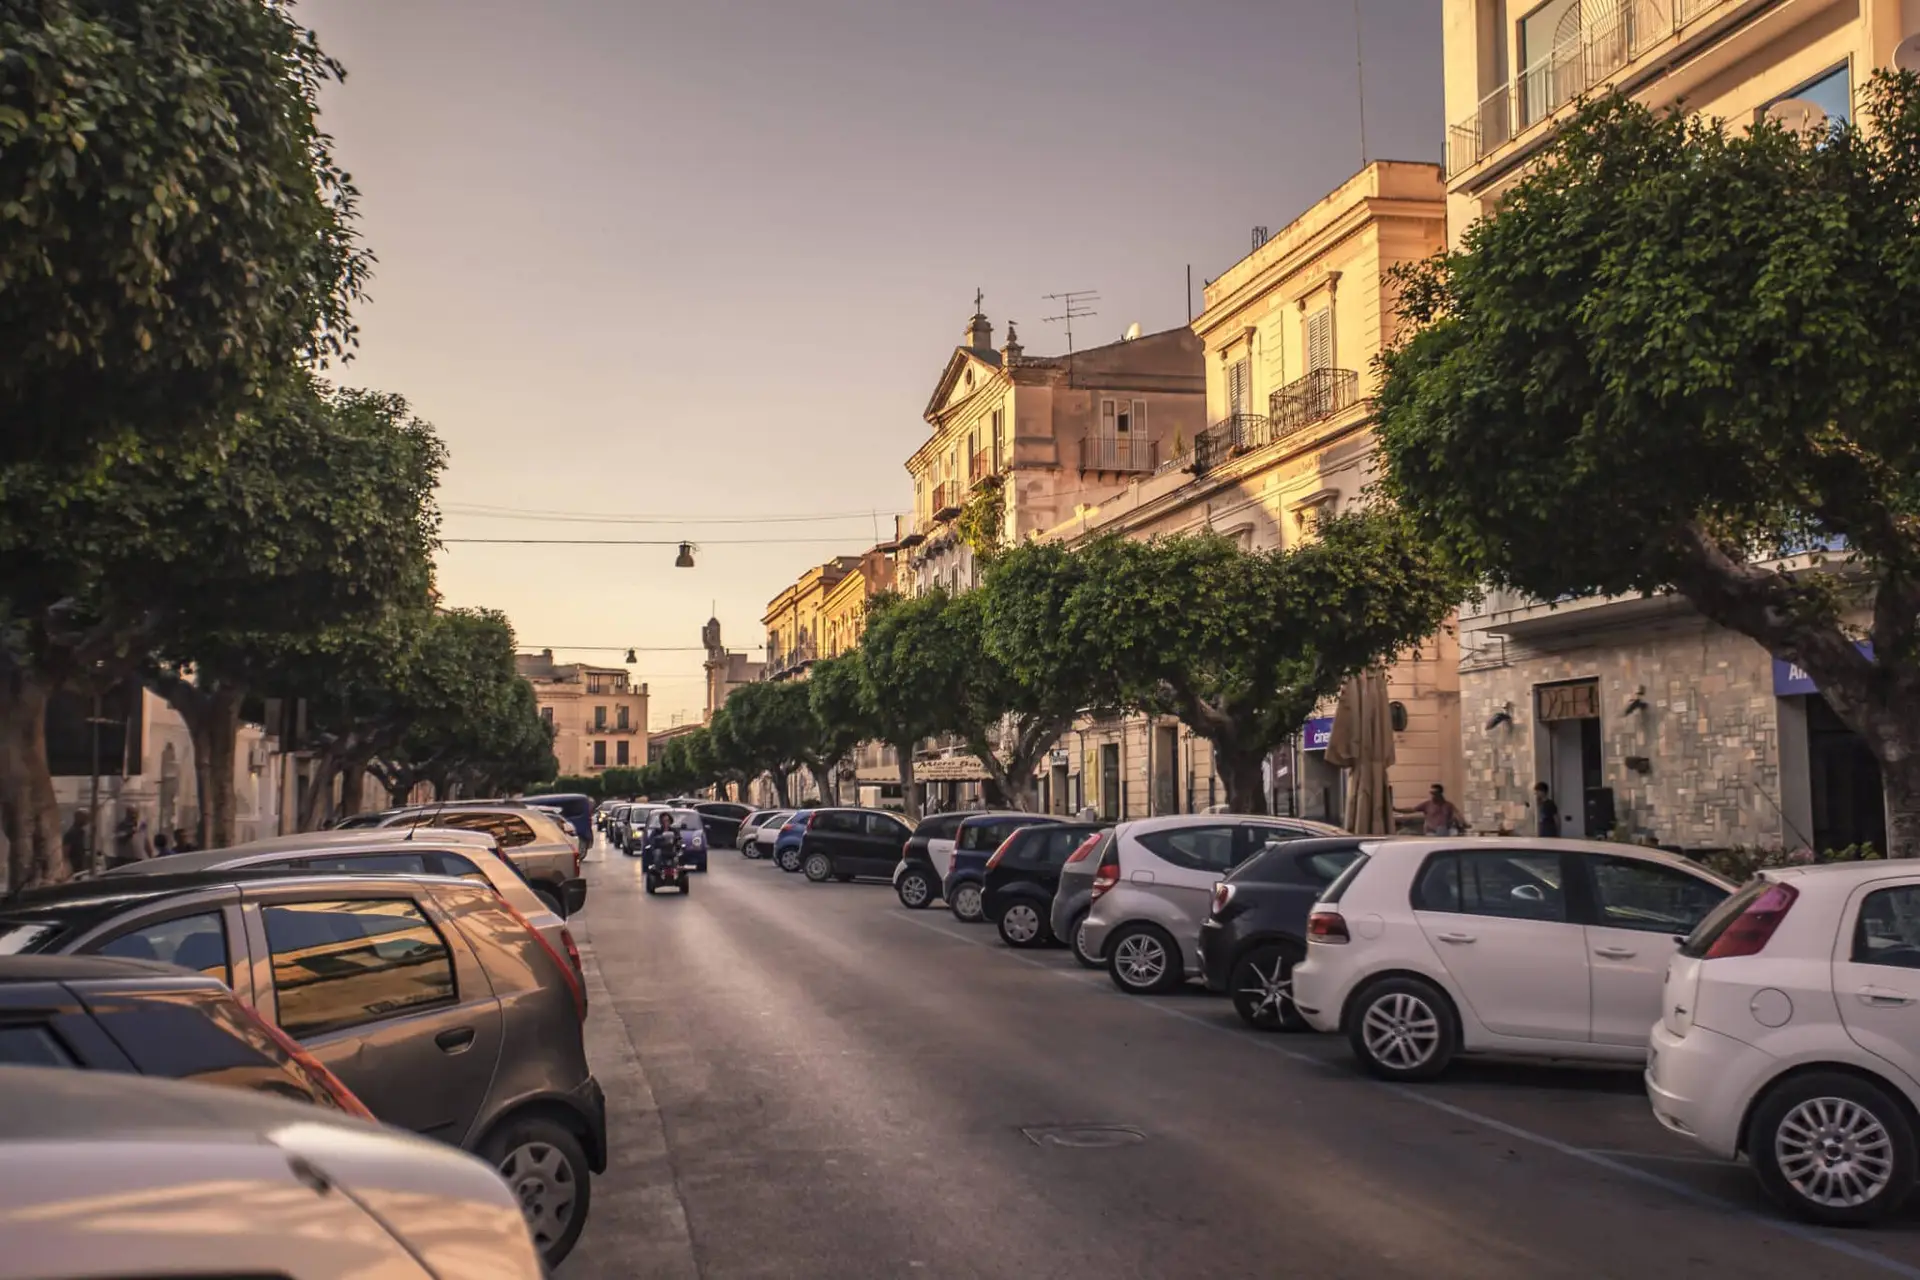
[996,900,1047,949]
[1230,944,1307,1032]
[896,869,935,909]
[1069,912,1102,969]
[949,882,985,923]
[804,853,833,882]
[1107,924,1182,995]
[1347,976,1458,1081]
[533,887,565,917]
[778,847,801,873]
[1751,1071,1916,1225]
[680,874,691,896]
[644,875,656,895]
[483,1116,592,1268]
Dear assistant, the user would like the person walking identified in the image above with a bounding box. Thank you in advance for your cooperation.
[1396,784,1467,836]
[111,808,153,867]
[1534,782,1561,838]
[62,810,92,871]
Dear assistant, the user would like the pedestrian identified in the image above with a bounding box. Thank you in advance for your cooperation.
[152,830,172,856]
[171,827,197,854]
[1395,784,1467,836]
[1534,782,1561,838]
[111,808,152,866]
[62,810,91,870]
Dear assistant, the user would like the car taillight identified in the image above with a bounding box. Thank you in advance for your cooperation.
[1705,882,1799,959]
[1090,863,1119,900]
[560,925,584,984]
[986,834,1019,871]
[238,1003,375,1121]
[1065,835,1100,864]
[806,812,820,829]
[1307,910,1350,944]
[500,898,588,1022]
[1210,882,1236,915]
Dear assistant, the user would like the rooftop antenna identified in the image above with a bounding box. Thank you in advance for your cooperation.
[1353,0,1369,167]
[1041,289,1100,362]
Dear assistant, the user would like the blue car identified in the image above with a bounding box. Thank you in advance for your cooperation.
[942,813,1064,924]
[772,810,815,873]
[625,808,710,871]
[522,792,594,846]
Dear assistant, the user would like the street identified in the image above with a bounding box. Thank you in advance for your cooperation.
[564,842,1920,1279]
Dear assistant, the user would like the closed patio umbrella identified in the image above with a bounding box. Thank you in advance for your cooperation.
[1325,669,1396,835]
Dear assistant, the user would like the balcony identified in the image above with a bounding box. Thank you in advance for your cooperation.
[930,481,961,521]
[1447,0,1729,178]
[968,449,996,485]
[1268,367,1359,440]
[1192,413,1267,475]
[1078,434,1159,473]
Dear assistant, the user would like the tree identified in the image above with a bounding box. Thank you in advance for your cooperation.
[1374,73,1920,856]
[145,380,443,847]
[0,0,366,884]
[710,681,810,805]
[856,591,971,819]
[806,655,873,806]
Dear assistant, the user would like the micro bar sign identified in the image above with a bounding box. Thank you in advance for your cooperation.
[1537,682,1599,722]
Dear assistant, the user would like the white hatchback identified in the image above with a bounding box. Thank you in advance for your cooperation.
[1649,861,1920,1225]
[1292,837,1732,1079]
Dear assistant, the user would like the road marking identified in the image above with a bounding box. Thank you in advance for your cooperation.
[885,908,1920,1279]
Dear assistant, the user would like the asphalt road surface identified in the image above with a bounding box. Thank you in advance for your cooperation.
[562,839,1920,1279]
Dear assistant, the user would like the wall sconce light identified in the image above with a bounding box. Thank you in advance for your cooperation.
[1623,685,1648,716]
[1485,702,1514,731]
[675,542,697,568]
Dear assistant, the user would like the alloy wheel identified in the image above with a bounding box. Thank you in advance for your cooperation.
[1775,1097,1897,1209]
[805,853,831,881]
[498,1140,578,1254]
[1360,991,1441,1071]
[899,874,930,907]
[952,884,983,921]
[1235,953,1293,1026]
[1001,903,1042,944]
[1113,933,1168,989]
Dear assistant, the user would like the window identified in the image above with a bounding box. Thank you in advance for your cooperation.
[1305,308,1333,374]
[0,1024,72,1066]
[816,810,863,834]
[1227,358,1251,416]
[1413,850,1566,922]
[960,820,1018,852]
[592,740,607,767]
[1763,63,1851,132]
[300,852,430,876]
[431,811,537,849]
[1136,824,1238,874]
[1039,827,1094,868]
[1586,856,1727,935]
[97,911,230,982]
[430,852,492,883]
[594,705,608,730]
[865,813,909,841]
[1853,886,1920,969]
[1299,848,1362,886]
[541,706,554,729]
[263,898,457,1038]
[616,740,630,766]
[1518,0,1580,125]
[991,409,1004,468]
[617,705,630,731]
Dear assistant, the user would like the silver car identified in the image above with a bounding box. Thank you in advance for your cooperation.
[1080,814,1344,995]
[349,803,586,918]
[0,1064,543,1280]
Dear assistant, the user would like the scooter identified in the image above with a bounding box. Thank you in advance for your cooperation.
[643,833,691,896]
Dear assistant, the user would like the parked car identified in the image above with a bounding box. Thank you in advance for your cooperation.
[1648,860,1920,1225]
[522,792,594,846]
[735,809,786,854]
[99,828,583,989]
[943,813,1064,923]
[1081,815,1346,994]
[0,1064,544,1280]
[614,803,668,854]
[773,810,815,872]
[1051,827,1118,969]
[797,808,916,883]
[1291,837,1732,1082]
[1199,836,1373,1029]
[982,823,1105,948]
[690,800,754,848]
[621,808,709,871]
[351,803,586,919]
[890,811,975,909]
[0,869,607,1266]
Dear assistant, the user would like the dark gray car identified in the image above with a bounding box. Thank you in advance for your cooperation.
[1051,828,1117,969]
[0,869,605,1267]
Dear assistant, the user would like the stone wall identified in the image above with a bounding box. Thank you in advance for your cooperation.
[1458,618,1787,851]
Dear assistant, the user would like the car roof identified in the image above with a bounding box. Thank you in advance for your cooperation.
[958,811,1059,823]
[4,867,474,921]
[0,954,216,983]
[0,1063,383,1142]
[1351,835,1735,882]
[1117,813,1347,835]
[1763,860,1914,885]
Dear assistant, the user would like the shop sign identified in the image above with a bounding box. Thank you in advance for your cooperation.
[1302,717,1334,752]
[1773,642,1873,697]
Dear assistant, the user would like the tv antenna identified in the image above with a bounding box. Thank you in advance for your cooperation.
[1041,290,1100,357]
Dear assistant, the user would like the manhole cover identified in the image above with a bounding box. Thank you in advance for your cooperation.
[1020,1125,1147,1149]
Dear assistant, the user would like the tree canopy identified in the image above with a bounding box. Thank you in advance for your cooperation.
[1375,72,1920,855]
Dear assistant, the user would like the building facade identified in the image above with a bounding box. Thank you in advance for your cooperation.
[1033,162,1459,823]
[762,556,864,679]
[898,310,1207,597]
[515,651,649,775]
[702,617,765,721]
[1441,0,1913,851]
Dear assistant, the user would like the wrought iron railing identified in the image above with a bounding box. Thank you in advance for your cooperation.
[1268,367,1359,440]
[1192,413,1267,474]
[1079,434,1158,472]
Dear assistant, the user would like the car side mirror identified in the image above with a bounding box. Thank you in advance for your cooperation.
[1511,884,1545,903]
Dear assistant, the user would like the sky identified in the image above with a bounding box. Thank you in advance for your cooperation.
[298,0,1444,729]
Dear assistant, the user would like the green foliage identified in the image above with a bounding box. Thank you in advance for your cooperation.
[597,767,643,799]
[954,479,1006,560]
[710,680,814,800]
[547,774,606,803]
[807,654,872,768]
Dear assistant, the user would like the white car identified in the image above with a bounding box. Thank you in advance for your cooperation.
[1648,861,1920,1225]
[0,1064,542,1280]
[1291,837,1733,1079]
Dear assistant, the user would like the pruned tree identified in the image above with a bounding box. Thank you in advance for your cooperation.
[855,591,968,819]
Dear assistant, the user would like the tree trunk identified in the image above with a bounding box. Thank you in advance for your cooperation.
[807,763,838,807]
[768,770,791,808]
[300,752,340,831]
[0,675,64,890]
[1880,751,1920,862]
[339,761,367,817]
[196,690,241,849]
[896,750,919,821]
[1213,741,1269,815]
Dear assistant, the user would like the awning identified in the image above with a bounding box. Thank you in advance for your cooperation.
[915,754,994,782]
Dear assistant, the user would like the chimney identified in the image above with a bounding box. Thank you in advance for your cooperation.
[1001,320,1022,362]
[966,310,992,352]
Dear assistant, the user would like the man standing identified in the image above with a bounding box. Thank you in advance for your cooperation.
[1535,782,1561,838]
[1396,784,1466,836]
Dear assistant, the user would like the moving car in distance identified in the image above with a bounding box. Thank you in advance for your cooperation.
[943,813,1063,923]
[1200,836,1372,1029]
[0,868,606,1267]
[1083,814,1345,994]
[1649,860,1920,1225]
[797,807,915,883]
[1292,837,1731,1081]
[982,822,1105,948]
[0,1063,543,1280]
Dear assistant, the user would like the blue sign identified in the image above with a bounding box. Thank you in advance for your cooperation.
[1772,642,1872,697]
[1303,717,1334,752]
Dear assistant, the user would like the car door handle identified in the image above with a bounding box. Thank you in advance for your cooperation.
[1593,946,1638,960]
[435,1026,477,1053]
[1437,932,1476,944]
[1858,987,1917,1008]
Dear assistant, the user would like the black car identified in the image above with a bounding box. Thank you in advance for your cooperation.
[690,800,754,849]
[892,810,977,909]
[1198,836,1369,1030]
[799,807,916,882]
[981,822,1106,948]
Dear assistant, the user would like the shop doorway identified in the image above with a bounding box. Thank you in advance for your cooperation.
[1099,743,1120,821]
[1808,695,1885,853]
[1153,726,1179,814]
[1537,680,1602,837]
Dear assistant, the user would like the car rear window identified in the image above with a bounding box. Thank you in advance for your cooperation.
[1062,831,1115,877]
[1136,825,1237,874]
[1680,879,1771,958]
[1319,852,1370,903]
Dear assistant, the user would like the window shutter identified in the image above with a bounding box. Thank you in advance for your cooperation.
[1228,359,1250,415]
[1131,399,1147,435]
[1306,309,1333,373]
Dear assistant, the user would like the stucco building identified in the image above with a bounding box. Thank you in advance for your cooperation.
[702,617,765,721]
[1032,162,1459,822]
[1440,0,1913,850]
[516,651,648,775]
